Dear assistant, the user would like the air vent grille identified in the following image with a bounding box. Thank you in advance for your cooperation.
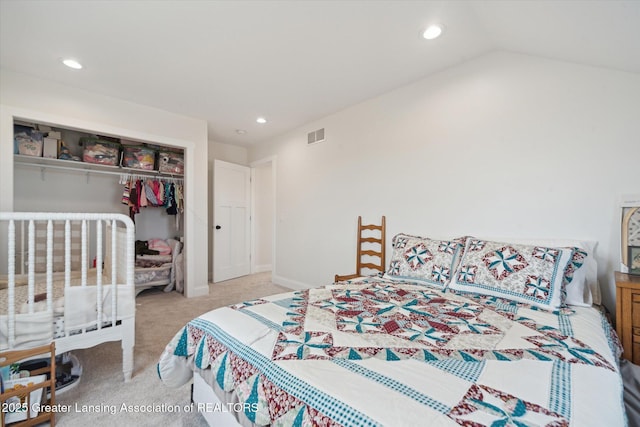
[307,128,325,145]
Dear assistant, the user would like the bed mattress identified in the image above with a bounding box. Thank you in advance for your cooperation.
[0,270,101,315]
[159,277,625,426]
[0,271,133,349]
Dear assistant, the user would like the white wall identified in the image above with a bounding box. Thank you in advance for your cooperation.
[13,167,127,214]
[210,142,248,166]
[249,51,640,314]
[0,69,210,297]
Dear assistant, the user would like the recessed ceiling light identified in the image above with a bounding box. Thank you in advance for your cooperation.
[256,117,267,124]
[235,129,247,135]
[62,58,83,69]
[423,25,443,40]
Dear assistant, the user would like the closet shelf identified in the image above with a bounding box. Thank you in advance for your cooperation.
[14,155,184,181]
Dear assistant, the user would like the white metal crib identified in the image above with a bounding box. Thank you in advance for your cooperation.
[0,212,136,381]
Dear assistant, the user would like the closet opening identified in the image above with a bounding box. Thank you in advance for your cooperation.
[11,119,188,296]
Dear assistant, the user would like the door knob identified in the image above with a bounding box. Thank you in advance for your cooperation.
[215,225,221,230]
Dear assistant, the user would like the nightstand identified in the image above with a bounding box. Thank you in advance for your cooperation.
[615,272,640,363]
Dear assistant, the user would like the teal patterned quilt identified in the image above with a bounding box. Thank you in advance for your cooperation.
[158,277,625,426]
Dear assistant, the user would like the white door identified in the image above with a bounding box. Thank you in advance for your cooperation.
[213,160,251,282]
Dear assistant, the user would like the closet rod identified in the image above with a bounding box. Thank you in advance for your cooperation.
[17,161,184,183]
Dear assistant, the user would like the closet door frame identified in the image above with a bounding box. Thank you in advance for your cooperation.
[250,156,276,276]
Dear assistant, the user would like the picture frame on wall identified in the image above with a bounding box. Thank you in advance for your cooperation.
[630,246,640,275]
[621,194,640,273]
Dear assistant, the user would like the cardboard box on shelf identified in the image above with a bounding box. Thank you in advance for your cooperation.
[43,137,59,159]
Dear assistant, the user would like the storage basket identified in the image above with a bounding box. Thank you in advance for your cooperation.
[14,125,44,157]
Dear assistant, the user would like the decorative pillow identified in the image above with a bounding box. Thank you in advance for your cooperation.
[385,234,463,289]
[562,247,591,307]
[521,239,597,306]
[449,238,573,310]
[148,238,172,255]
[462,237,597,306]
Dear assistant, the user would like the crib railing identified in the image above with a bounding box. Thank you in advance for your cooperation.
[13,218,86,276]
[0,212,135,349]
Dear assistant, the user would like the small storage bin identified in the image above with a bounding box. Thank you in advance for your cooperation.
[121,146,156,170]
[81,138,120,165]
[134,264,171,285]
[158,150,184,175]
[14,125,44,157]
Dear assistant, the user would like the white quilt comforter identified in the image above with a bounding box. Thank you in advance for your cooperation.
[158,278,625,426]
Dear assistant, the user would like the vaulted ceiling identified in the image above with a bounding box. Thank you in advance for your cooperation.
[1,1,639,146]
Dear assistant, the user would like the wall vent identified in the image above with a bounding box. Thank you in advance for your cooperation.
[307,128,325,145]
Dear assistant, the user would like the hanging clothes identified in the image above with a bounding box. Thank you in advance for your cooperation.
[121,177,183,224]
[175,183,184,213]
[164,182,172,209]
[166,183,177,215]
[154,180,164,206]
[144,180,159,206]
[139,180,148,207]
[121,182,130,205]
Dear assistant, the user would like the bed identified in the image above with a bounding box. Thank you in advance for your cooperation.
[158,234,626,426]
[0,212,136,382]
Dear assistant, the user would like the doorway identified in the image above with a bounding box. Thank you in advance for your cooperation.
[251,157,275,276]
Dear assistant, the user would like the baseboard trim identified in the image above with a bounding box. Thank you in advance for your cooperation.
[253,264,272,274]
[272,274,313,291]
[186,283,209,298]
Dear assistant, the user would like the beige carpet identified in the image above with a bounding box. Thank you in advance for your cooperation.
[53,272,288,426]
